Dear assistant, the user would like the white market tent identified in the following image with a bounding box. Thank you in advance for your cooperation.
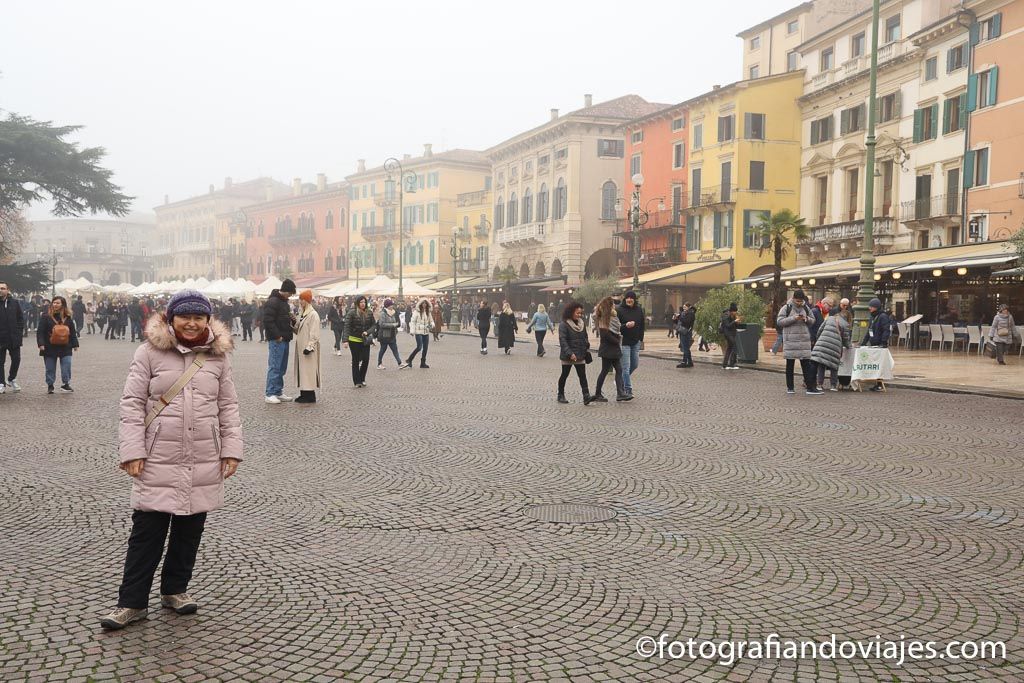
[253,276,283,297]
[350,275,438,297]
[319,280,358,298]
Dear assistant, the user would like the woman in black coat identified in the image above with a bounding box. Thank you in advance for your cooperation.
[476,301,491,355]
[327,296,345,355]
[497,303,518,354]
[37,296,79,393]
[593,296,628,402]
[557,302,592,405]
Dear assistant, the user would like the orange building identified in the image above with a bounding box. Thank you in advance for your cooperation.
[242,175,349,287]
[619,103,689,276]
[965,0,1024,242]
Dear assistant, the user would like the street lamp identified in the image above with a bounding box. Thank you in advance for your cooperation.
[449,225,461,331]
[383,157,417,300]
[50,249,58,297]
[351,248,361,287]
[626,175,663,293]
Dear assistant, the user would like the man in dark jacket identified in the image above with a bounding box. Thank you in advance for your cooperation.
[862,298,891,348]
[263,279,297,403]
[239,301,255,341]
[720,303,746,369]
[675,302,696,368]
[0,282,25,393]
[128,298,144,342]
[71,295,86,336]
[615,291,645,397]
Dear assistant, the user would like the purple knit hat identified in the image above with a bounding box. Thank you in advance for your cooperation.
[166,289,213,320]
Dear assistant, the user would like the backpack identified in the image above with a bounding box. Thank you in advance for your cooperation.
[49,316,71,346]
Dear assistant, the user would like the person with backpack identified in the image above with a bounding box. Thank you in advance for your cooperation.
[987,303,1020,365]
[777,289,819,395]
[375,298,403,369]
[37,295,79,394]
[675,303,695,368]
[719,303,745,370]
[526,304,551,357]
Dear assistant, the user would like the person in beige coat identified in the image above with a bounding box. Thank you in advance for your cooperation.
[294,290,321,403]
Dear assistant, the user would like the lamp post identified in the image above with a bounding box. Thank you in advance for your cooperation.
[351,249,361,287]
[50,249,58,297]
[853,0,882,338]
[449,226,461,331]
[383,158,417,300]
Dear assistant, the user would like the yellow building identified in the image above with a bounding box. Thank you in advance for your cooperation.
[683,71,805,281]
[344,145,491,285]
[450,188,492,283]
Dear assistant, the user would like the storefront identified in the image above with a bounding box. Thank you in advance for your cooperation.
[618,260,734,324]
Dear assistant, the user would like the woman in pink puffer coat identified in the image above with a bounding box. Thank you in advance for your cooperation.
[101,289,243,630]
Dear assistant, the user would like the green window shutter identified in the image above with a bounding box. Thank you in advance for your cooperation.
[930,104,938,140]
[810,121,818,145]
[912,108,923,143]
[942,99,951,134]
[967,74,978,111]
[969,22,980,45]
[963,150,975,189]
[958,94,967,125]
[989,66,998,105]
[840,109,849,135]
[946,49,954,73]
[992,13,1002,38]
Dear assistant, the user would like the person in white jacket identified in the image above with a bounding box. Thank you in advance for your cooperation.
[404,299,434,369]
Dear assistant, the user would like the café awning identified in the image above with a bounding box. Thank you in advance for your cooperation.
[618,260,733,288]
[425,276,483,291]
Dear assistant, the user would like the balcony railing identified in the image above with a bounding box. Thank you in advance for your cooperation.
[496,223,545,246]
[899,193,962,222]
[360,224,412,241]
[267,228,316,244]
[456,258,488,274]
[804,217,895,244]
[474,224,490,238]
[457,190,490,207]
[687,184,737,209]
[615,208,685,237]
[373,192,399,207]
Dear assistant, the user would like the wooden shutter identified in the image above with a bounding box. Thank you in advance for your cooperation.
[810,120,818,145]
[989,66,999,105]
[826,115,834,140]
[912,109,923,142]
[743,113,751,139]
[840,109,849,135]
[963,151,975,189]
[930,104,938,139]
[893,91,902,118]
[942,99,951,134]
[992,13,1002,38]
[967,74,978,111]
[969,22,980,45]
[946,48,954,73]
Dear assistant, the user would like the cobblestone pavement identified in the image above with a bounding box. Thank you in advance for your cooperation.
[1,331,1022,682]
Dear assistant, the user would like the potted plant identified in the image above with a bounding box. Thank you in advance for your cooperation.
[694,285,768,363]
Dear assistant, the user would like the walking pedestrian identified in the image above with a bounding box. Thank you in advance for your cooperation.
[476,300,491,355]
[72,295,86,336]
[406,298,433,369]
[293,290,321,403]
[526,304,550,357]
[615,291,644,399]
[343,295,375,387]
[328,297,345,356]
[556,302,592,405]
[497,303,518,355]
[719,303,745,370]
[811,305,851,391]
[254,301,265,342]
[675,302,695,368]
[697,304,711,353]
[0,281,25,394]
[262,279,297,404]
[987,303,1019,365]
[777,289,818,394]
[431,299,444,341]
[239,300,254,341]
[592,296,628,402]
[37,295,79,394]
[376,298,404,369]
[100,289,242,630]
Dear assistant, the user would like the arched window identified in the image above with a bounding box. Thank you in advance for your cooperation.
[508,192,518,227]
[538,183,549,222]
[554,179,567,220]
[551,258,563,276]
[495,197,505,229]
[324,248,333,271]
[601,181,618,220]
[522,188,533,223]
[519,262,530,277]
[337,252,346,270]
[326,211,334,230]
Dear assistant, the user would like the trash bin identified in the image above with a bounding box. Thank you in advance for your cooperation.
[736,323,761,364]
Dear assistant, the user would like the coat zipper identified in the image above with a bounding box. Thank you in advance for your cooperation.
[146,423,162,457]
[211,424,221,455]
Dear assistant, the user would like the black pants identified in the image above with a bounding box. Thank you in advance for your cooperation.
[595,357,623,397]
[349,340,370,385]
[479,325,489,350]
[258,325,265,342]
[786,358,816,391]
[558,363,589,396]
[117,510,207,609]
[332,327,343,350]
[722,337,737,367]
[535,330,546,355]
[241,321,252,341]
[0,345,21,382]
[698,336,710,352]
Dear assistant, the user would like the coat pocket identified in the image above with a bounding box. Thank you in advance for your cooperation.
[145,423,162,457]
[211,424,222,456]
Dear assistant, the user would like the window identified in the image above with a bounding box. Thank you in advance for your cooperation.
[673,142,685,169]
[538,154,549,166]
[924,56,937,82]
[972,67,999,109]
[720,162,731,201]
[717,114,734,142]
[712,211,733,249]
[691,168,702,206]
[631,130,643,144]
[537,183,549,221]
[429,240,435,264]
[878,92,900,123]
[671,184,683,219]
[693,123,703,150]
[787,51,799,72]
[598,139,624,157]
[964,147,989,188]
[749,161,765,191]
[787,19,799,34]
[810,115,833,144]
[840,104,866,135]
[427,202,439,222]
[427,171,439,188]
[484,176,492,190]
[324,249,333,271]
[816,175,828,225]
[978,13,1002,42]
[750,36,760,50]
[749,65,760,79]
[743,210,768,248]
[507,192,518,227]
[554,179,567,220]
[522,188,533,223]
[913,104,938,143]
[495,197,504,229]
[686,215,700,251]
[671,116,685,131]
[943,93,966,134]
[947,43,967,72]
[555,148,568,160]
[524,161,532,175]
[851,32,866,58]
[601,181,617,220]
[884,15,901,43]
[846,168,859,220]
[744,113,765,140]
[630,154,641,177]
[820,46,834,71]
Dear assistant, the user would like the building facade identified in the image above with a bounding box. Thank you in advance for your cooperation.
[24,217,156,285]
[453,188,492,280]
[486,95,666,282]
[240,175,349,286]
[965,0,1024,242]
[153,177,287,281]
[344,146,491,283]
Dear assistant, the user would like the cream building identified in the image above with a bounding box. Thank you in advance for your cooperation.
[795,0,962,266]
[486,94,665,282]
[24,217,156,286]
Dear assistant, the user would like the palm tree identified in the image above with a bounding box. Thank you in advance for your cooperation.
[755,209,809,318]
[496,265,517,302]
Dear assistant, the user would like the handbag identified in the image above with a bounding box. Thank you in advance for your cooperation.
[144,353,208,428]
[584,351,593,364]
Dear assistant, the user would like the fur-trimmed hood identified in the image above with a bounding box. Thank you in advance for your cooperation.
[144,314,234,356]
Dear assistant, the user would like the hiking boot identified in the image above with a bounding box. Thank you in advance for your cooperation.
[99,606,148,630]
[557,393,569,404]
[160,593,198,615]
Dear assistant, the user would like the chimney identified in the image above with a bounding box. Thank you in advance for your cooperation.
[316,173,327,192]
[292,178,302,196]
[224,176,233,189]
[712,84,721,90]
[357,159,366,173]
[550,108,559,120]
[209,184,215,195]
[163,194,169,205]
[423,143,433,157]
[584,94,593,107]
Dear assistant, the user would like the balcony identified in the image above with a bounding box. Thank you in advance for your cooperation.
[373,192,399,207]
[616,244,685,275]
[614,209,685,237]
[474,223,490,238]
[267,228,316,244]
[497,223,545,246]
[456,258,488,274]
[808,43,906,93]
[899,193,961,224]
[809,70,834,92]
[360,224,412,242]
[457,190,490,207]
[685,184,737,210]
[797,217,895,258]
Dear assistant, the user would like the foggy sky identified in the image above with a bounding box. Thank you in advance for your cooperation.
[1,0,799,219]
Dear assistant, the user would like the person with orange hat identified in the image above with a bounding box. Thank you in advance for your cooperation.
[293,290,321,403]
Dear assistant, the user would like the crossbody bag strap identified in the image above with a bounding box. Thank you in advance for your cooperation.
[144,352,208,428]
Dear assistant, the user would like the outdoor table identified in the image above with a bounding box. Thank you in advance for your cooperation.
[840,346,895,392]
